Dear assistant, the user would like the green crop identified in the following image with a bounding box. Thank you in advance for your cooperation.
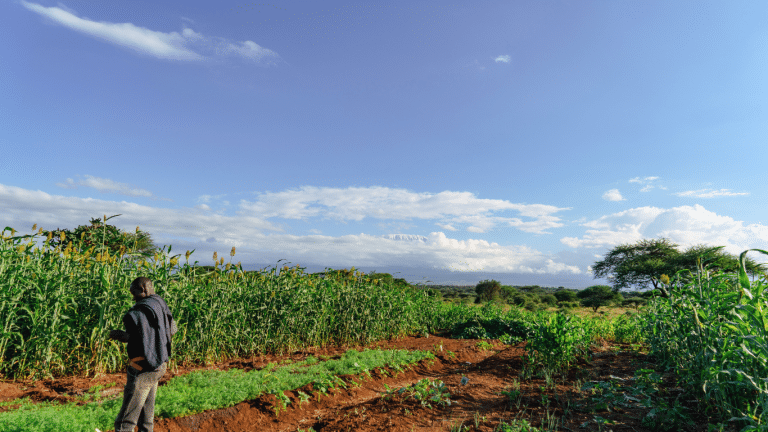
[636,247,768,431]
[0,348,433,432]
[0,225,449,379]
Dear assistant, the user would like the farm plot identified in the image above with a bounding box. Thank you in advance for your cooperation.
[3,225,767,431]
[0,333,727,432]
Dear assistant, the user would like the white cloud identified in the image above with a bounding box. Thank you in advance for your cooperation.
[494,54,511,63]
[435,223,458,231]
[54,175,172,201]
[0,183,581,275]
[674,189,750,198]
[54,2,77,16]
[3,180,766,283]
[561,204,768,268]
[602,189,625,202]
[20,1,280,64]
[237,186,572,234]
[218,40,279,64]
[629,176,668,193]
[629,176,660,183]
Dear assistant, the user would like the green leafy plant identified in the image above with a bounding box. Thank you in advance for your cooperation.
[476,340,494,351]
[383,378,452,409]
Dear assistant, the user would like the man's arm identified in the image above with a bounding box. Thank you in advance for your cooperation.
[170,318,178,336]
[109,329,130,343]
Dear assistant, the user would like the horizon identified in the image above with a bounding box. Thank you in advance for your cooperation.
[3,0,767,292]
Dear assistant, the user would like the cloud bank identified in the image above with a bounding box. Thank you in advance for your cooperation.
[2,179,765,287]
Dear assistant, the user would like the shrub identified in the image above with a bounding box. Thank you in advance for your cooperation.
[554,289,578,303]
[500,286,517,301]
[508,291,529,307]
[524,302,539,312]
[475,279,502,302]
[623,297,647,311]
[541,294,557,306]
[451,317,535,341]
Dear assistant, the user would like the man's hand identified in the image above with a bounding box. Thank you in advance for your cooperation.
[109,330,130,343]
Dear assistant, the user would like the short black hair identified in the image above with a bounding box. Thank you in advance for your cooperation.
[131,277,155,295]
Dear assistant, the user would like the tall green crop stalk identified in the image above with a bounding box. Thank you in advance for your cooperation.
[0,225,449,379]
[525,312,591,373]
[638,247,768,431]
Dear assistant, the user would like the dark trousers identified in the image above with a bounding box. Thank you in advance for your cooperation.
[114,362,167,432]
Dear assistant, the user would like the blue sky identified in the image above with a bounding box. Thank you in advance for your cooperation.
[2,0,767,289]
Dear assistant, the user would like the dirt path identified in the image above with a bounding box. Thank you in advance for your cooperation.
[0,334,729,431]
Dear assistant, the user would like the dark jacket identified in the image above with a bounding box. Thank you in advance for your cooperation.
[123,294,175,372]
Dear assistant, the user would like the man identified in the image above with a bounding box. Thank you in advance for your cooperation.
[109,277,177,432]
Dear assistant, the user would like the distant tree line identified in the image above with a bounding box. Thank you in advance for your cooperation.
[420,280,651,313]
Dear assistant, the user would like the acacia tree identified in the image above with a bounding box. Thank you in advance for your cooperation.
[577,285,623,312]
[591,237,768,295]
[41,214,161,265]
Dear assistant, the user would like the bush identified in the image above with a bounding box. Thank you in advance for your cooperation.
[541,294,557,306]
[475,279,502,302]
[622,297,647,311]
[508,291,529,307]
[424,288,442,298]
[500,286,517,301]
[554,289,578,303]
[524,302,539,312]
[451,317,535,341]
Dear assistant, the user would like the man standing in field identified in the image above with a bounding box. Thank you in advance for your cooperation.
[109,277,177,432]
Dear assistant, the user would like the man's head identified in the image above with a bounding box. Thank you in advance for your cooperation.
[130,277,155,302]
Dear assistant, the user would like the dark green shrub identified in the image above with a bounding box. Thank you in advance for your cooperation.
[623,297,647,311]
[451,317,535,341]
[500,286,517,301]
[475,279,502,302]
[541,294,557,306]
[508,291,529,307]
[554,289,578,303]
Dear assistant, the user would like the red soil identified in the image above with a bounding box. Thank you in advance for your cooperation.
[0,334,731,431]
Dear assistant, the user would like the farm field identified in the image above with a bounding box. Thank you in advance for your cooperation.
[0,330,723,432]
[3,224,768,431]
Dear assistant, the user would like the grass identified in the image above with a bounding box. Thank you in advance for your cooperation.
[0,348,434,432]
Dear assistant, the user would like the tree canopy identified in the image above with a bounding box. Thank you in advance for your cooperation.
[576,285,623,312]
[475,279,502,302]
[553,289,578,303]
[590,237,768,294]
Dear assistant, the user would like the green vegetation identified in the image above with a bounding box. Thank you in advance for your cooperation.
[383,378,453,409]
[576,285,623,312]
[0,348,433,432]
[4,220,768,431]
[636,247,768,431]
[38,214,162,267]
[590,236,768,294]
[474,279,503,302]
[0,223,445,379]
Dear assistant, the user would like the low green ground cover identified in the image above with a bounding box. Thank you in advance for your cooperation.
[0,348,434,432]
